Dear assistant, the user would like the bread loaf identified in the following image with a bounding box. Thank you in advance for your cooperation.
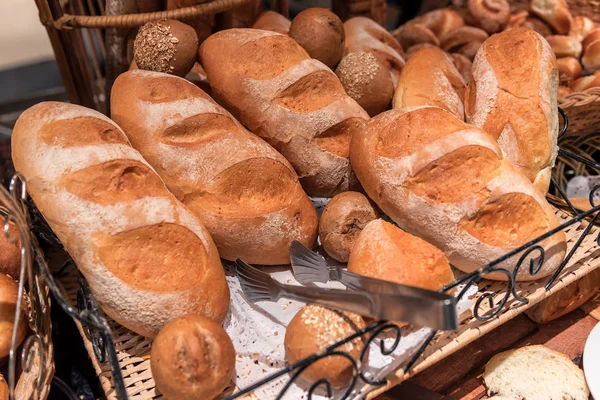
[394,47,466,120]
[288,8,345,69]
[557,56,582,86]
[483,346,589,400]
[348,219,454,290]
[465,28,558,194]
[546,35,582,58]
[111,70,318,265]
[251,11,291,34]
[285,304,365,389]
[349,106,567,280]
[467,0,510,33]
[343,17,405,86]
[531,0,572,34]
[0,211,20,279]
[199,29,369,197]
[11,102,229,338]
[410,9,465,39]
[150,314,236,400]
[318,191,377,262]
[0,274,27,359]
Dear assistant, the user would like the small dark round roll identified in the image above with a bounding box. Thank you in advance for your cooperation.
[134,20,199,77]
[288,8,345,68]
[285,304,366,389]
[150,314,236,400]
[318,191,378,261]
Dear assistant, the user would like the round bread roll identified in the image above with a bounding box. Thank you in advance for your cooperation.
[252,11,291,34]
[583,30,600,51]
[557,56,582,86]
[134,20,199,77]
[335,52,394,116]
[284,304,365,389]
[558,85,572,97]
[392,23,439,51]
[450,52,473,83]
[483,345,589,400]
[410,9,465,39]
[318,191,377,262]
[288,8,345,68]
[468,0,510,33]
[0,274,27,360]
[571,70,600,91]
[583,39,600,72]
[0,373,6,400]
[150,314,235,400]
[570,16,596,42]
[347,219,454,291]
[0,211,21,279]
[506,11,553,37]
[546,35,583,58]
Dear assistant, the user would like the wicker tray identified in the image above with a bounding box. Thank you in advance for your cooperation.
[53,205,600,400]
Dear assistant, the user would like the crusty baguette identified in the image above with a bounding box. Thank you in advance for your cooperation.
[465,28,558,194]
[343,17,405,86]
[11,102,229,338]
[111,70,318,265]
[349,106,566,280]
[483,345,589,400]
[199,29,369,197]
[393,46,466,120]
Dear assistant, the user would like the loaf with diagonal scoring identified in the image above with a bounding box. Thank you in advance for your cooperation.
[11,102,229,338]
[111,70,318,265]
[199,29,369,197]
[350,106,566,280]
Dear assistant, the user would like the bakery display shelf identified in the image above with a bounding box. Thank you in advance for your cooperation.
[13,109,589,399]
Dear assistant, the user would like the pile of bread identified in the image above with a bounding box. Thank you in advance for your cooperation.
[7,3,577,398]
[394,0,600,97]
[0,214,27,398]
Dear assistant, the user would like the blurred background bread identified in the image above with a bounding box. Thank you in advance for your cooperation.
[252,11,291,34]
[0,210,20,280]
[0,274,27,361]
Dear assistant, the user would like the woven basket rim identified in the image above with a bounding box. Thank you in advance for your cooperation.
[559,87,600,108]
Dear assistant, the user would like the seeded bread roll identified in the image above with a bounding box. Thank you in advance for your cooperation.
[467,0,510,33]
[111,70,318,265]
[350,106,567,280]
[199,29,369,197]
[0,210,20,279]
[11,102,229,338]
[465,28,559,194]
[134,20,198,77]
[318,191,377,262]
[335,52,394,116]
[348,219,454,290]
[546,35,583,58]
[0,274,27,359]
[284,304,365,389]
[288,8,345,69]
[343,17,405,86]
[252,11,291,34]
[394,47,466,120]
[557,56,582,86]
[151,314,236,400]
[531,0,572,34]
[410,9,464,39]
[450,52,473,83]
[570,16,596,42]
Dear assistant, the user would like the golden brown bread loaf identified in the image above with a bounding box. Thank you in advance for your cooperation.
[525,269,600,323]
[251,11,291,34]
[335,52,394,116]
[343,17,405,86]
[0,274,27,359]
[530,0,572,34]
[394,47,466,120]
[318,191,377,262]
[11,102,229,338]
[465,28,559,194]
[349,106,567,280]
[569,16,596,42]
[557,56,582,86]
[506,11,553,37]
[284,304,365,389]
[467,0,510,33]
[111,70,318,265]
[0,211,20,279]
[288,8,345,69]
[199,29,369,197]
[133,20,198,77]
[410,9,465,39]
[546,35,583,58]
[150,314,236,400]
[348,219,454,290]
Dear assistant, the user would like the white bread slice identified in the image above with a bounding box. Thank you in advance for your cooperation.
[483,345,589,400]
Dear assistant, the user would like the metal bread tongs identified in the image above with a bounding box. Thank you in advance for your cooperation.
[288,241,458,331]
